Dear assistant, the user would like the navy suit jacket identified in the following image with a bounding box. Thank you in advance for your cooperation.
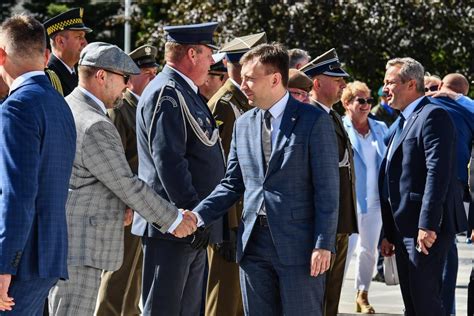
[379,97,465,243]
[194,96,340,266]
[0,75,76,280]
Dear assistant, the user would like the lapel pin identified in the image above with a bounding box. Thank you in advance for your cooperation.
[291,117,296,122]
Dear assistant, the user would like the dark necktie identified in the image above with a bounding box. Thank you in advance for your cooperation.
[329,109,343,131]
[390,114,406,150]
[262,110,272,169]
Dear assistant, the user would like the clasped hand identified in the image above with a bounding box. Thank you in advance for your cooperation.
[172,210,198,238]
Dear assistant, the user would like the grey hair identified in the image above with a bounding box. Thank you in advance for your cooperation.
[386,57,425,93]
[288,48,310,68]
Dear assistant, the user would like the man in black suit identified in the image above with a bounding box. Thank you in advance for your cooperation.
[43,8,91,96]
[379,57,467,316]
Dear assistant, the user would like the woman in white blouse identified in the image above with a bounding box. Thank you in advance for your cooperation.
[342,81,388,314]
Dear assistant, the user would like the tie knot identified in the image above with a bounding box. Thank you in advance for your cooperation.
[264,110,272,120]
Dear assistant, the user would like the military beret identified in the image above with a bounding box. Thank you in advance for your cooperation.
[220,32,267,63]
[288,69,313,92]
[300,48,349,78]
[210,53,227,73]
[129,45,158,68]
[164,22,219,49]
[79,42,140,75]
[43,8,92,37]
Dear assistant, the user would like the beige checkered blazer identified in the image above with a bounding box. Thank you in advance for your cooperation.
[65,88,178,271]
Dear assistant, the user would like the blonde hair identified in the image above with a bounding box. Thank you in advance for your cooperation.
[341,81,371,104]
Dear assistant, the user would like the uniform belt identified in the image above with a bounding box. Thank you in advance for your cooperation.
[256,215,269,227]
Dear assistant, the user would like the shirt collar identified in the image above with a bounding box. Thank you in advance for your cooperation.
[129,89,140,100]
[53,53,76,74]
[401,96,424,120]
[9,71,46,95]
[78,86,108,115]
[267,92,289,119]
[167,65,198,94]
[310,98,331,113]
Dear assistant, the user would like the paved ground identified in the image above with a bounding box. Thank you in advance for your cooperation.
[338,236,472,315]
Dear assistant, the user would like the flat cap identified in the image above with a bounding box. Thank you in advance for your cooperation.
[210,53,227,73]
[44,8,92,37]
[288,69,313,92]
[220,32,267,63]
[79,42,140,75]
[129,45,158,68]
[164,22,219,49]
[300,48,349,78]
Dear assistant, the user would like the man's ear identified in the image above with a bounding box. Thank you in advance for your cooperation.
[0,47,6,66]
[187,47,197,65]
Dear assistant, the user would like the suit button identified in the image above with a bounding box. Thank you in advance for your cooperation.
[389,180,395,183]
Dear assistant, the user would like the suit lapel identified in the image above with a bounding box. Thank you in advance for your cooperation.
[343,117,365,169]
[70,88,107,117]
[249,108,265,178]
[391,98,428,154]
[266,98,299,177]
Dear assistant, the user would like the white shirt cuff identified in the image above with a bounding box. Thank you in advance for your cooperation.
[166,212,183,233]
[193,211,205,227]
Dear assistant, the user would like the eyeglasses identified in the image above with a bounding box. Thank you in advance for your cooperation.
[425,85,438,92]
[355,97,375,105]
[104,69,130,85]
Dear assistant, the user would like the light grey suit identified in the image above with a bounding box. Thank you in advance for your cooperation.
[48,87,179,316]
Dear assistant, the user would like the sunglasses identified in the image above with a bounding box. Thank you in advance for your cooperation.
[355,97,375,105]
[425,85,438,92]
[104,69,130,85]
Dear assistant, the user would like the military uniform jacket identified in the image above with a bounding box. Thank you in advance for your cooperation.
[132,65,226,244]
[208,79,251,231]
[48,54,78,96]
[65,88,178,271]
[109,89,139,173]
[311,100,358,234]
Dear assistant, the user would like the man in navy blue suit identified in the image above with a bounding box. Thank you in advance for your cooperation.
[187,43,340,315]
[0,15,76,314]
[379,58,466,316]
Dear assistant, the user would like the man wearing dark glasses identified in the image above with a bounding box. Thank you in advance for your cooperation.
[301,48,358,316]
[48,42,187,315]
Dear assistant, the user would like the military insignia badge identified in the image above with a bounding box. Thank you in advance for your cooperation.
[216,120,224,127]
[206,117,211,125]
[197,117,204,126]
[80,8,84,18]
[145,46,152,55]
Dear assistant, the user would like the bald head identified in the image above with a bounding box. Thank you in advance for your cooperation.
[442,73,469,95]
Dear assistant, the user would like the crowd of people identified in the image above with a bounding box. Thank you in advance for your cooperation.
[0,7,473,316]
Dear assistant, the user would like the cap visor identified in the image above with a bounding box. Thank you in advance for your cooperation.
[69,26,93,33]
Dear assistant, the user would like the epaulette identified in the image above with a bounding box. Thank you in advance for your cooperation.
[45,68,64,96]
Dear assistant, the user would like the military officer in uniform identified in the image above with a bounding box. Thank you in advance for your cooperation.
[43,8,91,96]
[205,32,267,316]
[288,68,313,103]
[131,23,226,316]
[301,48,358,316]
[199,53,228,101]
[95,45,158,316]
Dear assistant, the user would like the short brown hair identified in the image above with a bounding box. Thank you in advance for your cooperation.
[164,42,202,63]
[240,43,289,87]
[0,14,45,60]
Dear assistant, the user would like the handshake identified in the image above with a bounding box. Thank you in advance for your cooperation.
[172,210,198,238]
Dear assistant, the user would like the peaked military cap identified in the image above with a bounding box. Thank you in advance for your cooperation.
[288,69,313,92]
[220,32,267,63]
[210,53,227,73]
[79,42,140,76]
[44,8,92,37]
[164,22,219,49]
[129,45,158,68]
[300,48,349,78]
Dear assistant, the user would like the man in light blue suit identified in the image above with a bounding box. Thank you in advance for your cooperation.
[0,16,76,314]
[187,43,340,315]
